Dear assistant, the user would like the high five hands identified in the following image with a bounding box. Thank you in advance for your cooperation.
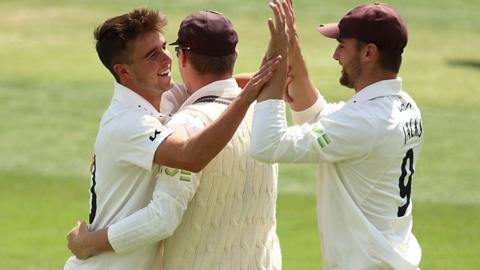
[257,0,292,101]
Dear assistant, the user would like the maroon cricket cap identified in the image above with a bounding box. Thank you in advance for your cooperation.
[318,2,408,53]
[170,10,238,56]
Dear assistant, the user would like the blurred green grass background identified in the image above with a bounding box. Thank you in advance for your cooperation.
[0,0,479,269]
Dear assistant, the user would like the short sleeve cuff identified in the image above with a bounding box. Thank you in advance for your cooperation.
[291,93,326,124]
[144,127,175,172]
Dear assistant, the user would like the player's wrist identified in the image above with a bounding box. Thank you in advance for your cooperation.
[80,231,98,258]
[237,89,257,106]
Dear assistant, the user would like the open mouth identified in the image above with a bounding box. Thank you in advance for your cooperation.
[159,65,171,77]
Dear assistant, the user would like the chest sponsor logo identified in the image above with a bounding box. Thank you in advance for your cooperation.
[149,129,162,141]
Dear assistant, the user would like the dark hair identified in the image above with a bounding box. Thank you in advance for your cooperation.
[377,50,402,73]
[186,51,236,75]
[354,39,402,73]
[94,8,167,82]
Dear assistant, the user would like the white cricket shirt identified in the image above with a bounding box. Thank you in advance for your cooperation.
[250,78,423,270]
[64,82,174,270]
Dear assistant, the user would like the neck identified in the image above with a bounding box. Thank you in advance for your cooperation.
[187,72,232,95]
[121,81,162,111]
[354,69,397,93]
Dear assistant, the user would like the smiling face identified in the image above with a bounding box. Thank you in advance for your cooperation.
[124,31,173,98]
[333,38,363,89]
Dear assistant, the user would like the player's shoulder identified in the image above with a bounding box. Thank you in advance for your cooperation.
[102,106,164,140]
[167,107,207,136]
[161,83,189,115]
[330,101,379,127]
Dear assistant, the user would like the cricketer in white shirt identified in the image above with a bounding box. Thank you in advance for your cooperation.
[250,78,423,269]
[64,82,178,270]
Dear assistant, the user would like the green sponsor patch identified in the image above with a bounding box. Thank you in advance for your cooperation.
[164,168,179,177]
[180,170,192,182]
[311,125,332,148]
[160,167,192,182]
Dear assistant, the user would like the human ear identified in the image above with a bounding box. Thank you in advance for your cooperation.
[180,51,188,67]
[363,43,378,63]
[113,63,131,80]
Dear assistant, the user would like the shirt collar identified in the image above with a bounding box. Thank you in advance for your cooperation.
[179,78,240,110]
[113,81,163,117]
[348,78,403,104]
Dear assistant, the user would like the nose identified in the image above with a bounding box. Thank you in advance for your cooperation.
[332,47,339,61]
[160,48,173,64]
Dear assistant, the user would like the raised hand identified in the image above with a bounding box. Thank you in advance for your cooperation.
[257,1,289,101]
[281,0,299,103]
[282,0,298,47]
[266,0,289,59]
[240,55,282,103]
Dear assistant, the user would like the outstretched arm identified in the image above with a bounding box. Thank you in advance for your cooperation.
[154,56,281,172]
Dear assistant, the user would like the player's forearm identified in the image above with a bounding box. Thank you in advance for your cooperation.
[107,183,191,254]
[153,97,250,172]
[287,39,319,111]
[250,99,322,164]
[257,39,288,101]
[257,57,287,101]
[181,95,251,172]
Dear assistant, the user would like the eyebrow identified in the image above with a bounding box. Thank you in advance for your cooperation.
[143,40,167,59]
[144,47,157,59]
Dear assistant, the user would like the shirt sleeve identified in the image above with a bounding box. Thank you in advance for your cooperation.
[165,110,206,137]
[108,167,199,254]
[290,93,346,125]
[110,112,173,171]
[249,99,376,164]
[107,112,204,255]
[290,92,326,124]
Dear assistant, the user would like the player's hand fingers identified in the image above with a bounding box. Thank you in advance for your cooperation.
[256,55,282,76]
[283,0,295,29]
[67,221,81,239]
[251,58,280,86]
[267,18,275,38]
[274,1,288,38]
[78,221,88,232]
[269,2,283,29]
[252,72,274,88]
[243,55,282,98]
[287,0,295,17]
[275,0,286,19]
